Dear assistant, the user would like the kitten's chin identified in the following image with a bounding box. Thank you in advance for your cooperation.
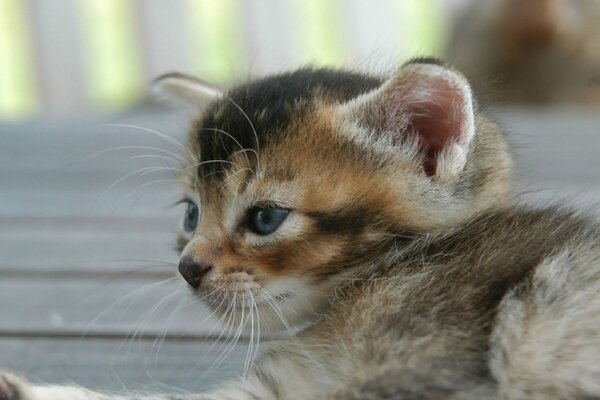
[255,277,329,333]
[202,278,327,335]
[255,287,327,334]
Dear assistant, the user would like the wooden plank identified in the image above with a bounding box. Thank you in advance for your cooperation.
[0,337,246,392]
[0,109,187,160]
[0,184,178,217]
[0,110,188,217]
[499,107,600,181]
[1,216,177,232]
[516,181,600,218]
[0,276,224,336]
[0,215,181,273]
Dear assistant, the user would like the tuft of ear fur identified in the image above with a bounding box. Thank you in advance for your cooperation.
[344,60,475,182]
[152,72,223,111]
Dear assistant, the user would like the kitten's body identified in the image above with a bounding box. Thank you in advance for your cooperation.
[2,62,600,400]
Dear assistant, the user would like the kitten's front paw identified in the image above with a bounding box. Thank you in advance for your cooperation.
[0,372,30,400]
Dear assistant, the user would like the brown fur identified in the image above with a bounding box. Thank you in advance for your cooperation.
[167,63,599,398]
[2,61,600,400]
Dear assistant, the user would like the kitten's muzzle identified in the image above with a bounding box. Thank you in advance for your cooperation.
[178,256,213,289]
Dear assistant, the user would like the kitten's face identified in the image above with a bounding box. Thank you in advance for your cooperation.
[176,78,397,331]
[156,62,512,332]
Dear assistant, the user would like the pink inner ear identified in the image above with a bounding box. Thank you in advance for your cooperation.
[388,75,469,176]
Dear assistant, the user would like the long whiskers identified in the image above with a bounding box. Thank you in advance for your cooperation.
[123,178,176,202]
[255,288,324,372]
[256,287,295,337]
[198,127,258,169]
[103,123,185,151]
[186,158,243,174]
[128,154,181,164]
[121,290,181,360]
[80,276,179,342]
[200,293,238,359]
[202,290,245,379]
[150,294,187,367]
[223,95,261,172]
[243,287,255,380]
[87,145,185,164]
[245,286,261,382]
[101,166,175,197]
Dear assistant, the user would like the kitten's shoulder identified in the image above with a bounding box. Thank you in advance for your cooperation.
[436,205,599,260]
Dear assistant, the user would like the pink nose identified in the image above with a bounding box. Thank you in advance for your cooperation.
[178,256,213,289]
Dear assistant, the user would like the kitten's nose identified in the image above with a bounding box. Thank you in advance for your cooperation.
[178,256,212,289]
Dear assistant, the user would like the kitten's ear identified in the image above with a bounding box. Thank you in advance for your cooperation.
[152,72,223,111]
[345,60,475,181]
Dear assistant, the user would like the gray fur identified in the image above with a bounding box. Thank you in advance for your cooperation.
[2,62,600,400]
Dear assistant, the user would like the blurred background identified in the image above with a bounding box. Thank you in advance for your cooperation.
[1,0,461,119]
[3,0,599,119]
[0,0,599,394]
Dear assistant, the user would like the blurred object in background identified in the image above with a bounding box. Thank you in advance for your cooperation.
[0,0,447,119]
[446,0,600,105]
[4,0,599,119]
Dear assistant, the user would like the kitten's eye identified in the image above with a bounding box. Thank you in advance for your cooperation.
[248,207,290,235]
[183,201,199,233]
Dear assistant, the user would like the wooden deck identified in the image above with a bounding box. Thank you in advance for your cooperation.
[1,105,599,393]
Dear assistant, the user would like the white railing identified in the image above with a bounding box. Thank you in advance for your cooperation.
[0,0,452,118]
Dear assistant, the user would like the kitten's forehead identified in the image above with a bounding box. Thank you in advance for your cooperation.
[191,68,382,180]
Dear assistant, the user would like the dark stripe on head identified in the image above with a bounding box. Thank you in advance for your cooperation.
[306,206,373,236]
[195,68,382,179]
[306,207,420,240]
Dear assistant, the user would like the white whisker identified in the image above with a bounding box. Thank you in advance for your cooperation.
[198,127,258,169]
[257,287,294,336]
[151,294,187,367]
[203,291,245,377]
[122,290,181,359]
[201,294,238,359]
[123,178,174,201]
[81,277,178,342]
[86,145,185,163]
[243,287,255,380]
[223,95,261,172]
[101,166,170,197]
[103,123,185,151]
[129,154,180,165]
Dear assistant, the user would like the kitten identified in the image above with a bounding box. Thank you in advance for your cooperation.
[446,0,600,104]
[2,58,600,400]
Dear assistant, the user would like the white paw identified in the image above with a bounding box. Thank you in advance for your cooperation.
[0,372,31,400]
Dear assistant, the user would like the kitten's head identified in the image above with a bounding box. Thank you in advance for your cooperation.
[154,59,513,332]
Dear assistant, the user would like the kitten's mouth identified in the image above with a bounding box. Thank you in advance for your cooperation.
[197,270,299,311]
[198,279,296,312]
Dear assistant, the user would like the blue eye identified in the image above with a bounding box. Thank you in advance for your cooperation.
[183,201,199,233]
[249,207,290,235]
